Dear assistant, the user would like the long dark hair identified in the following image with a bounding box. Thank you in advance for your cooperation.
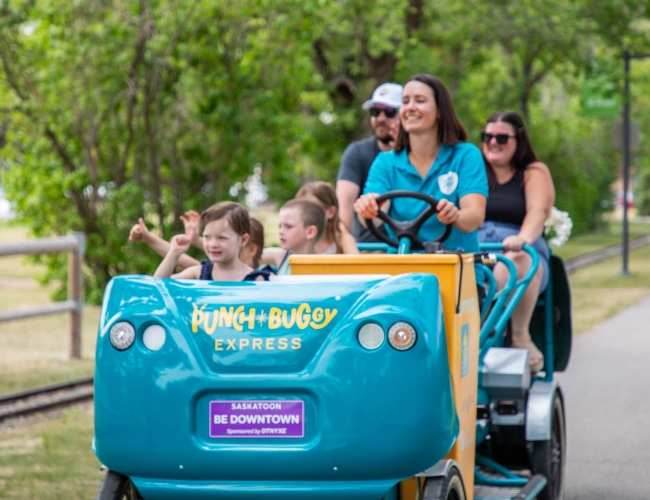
[483,111,538,188]
[394,74,467,153]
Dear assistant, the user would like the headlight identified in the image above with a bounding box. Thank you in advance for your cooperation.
[388,322,416,351]
[143,324,166,351]
[109,321,135,350]
[358,323,384,350]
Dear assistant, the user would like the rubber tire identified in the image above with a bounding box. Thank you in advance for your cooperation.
[530,392,566,500]
[421,467,466,500]
[96,470,142,500]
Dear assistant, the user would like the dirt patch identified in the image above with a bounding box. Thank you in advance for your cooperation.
[0,277,38,290]
[0,436,43,456]
[0,466,15,476]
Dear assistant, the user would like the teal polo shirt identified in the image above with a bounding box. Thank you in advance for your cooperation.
[364,142,488,285]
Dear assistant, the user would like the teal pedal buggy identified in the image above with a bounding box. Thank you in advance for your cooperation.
[93,191,572,500]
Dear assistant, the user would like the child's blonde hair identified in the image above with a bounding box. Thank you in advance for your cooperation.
[296,181,342,254]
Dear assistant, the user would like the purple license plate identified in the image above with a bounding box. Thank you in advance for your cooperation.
[209,400,304,438]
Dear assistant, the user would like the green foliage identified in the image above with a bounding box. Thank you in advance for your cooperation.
[630,57,650,215]
[0,0,648,302]
[0,0,318,301]
[636,168,650,215]
[527,86,619,233]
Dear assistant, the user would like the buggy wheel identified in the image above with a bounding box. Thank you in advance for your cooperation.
[96,470,142,500]
[531,392,566,500]
[421,466,466,500]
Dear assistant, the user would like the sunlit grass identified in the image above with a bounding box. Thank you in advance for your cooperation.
[256,204,280,247]
[568,244,650,333]
[553,222,650,261]
[0,404,100,499]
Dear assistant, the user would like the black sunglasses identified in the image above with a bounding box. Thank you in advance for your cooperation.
[481,132,516,144]
[369,107,398,118]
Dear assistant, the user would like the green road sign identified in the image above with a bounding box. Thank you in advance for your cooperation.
[583,77,621,117]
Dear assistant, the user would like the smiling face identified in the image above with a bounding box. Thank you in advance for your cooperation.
[482,121,517,168]
[400,81,439,135]
[202,219,248,264]
[371,104,400,143]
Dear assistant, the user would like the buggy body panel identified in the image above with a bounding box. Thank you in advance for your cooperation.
[94,273,457,499]
[289,253,481,500]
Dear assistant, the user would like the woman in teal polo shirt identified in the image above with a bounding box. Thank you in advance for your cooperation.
[354,74,488,287]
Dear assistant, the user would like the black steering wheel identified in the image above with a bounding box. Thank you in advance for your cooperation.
[364,190,453,250]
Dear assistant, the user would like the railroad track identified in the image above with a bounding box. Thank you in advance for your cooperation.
[564,233,650,274]
[0,376,93,422]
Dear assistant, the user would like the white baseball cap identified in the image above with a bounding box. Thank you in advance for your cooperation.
[362,83,403,110]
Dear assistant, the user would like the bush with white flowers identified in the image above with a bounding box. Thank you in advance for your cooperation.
[544,207,573,247]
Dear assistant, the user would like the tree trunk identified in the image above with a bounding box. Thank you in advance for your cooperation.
[144,96,165,234]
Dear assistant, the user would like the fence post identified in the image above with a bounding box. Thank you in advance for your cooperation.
[68,232,85,359]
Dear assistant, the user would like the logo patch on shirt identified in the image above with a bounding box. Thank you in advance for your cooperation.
[438,172,458,195]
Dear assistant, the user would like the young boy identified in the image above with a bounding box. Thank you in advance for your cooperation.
[261,199,325,275]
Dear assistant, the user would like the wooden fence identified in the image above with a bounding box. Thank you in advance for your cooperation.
[0,233,85,359]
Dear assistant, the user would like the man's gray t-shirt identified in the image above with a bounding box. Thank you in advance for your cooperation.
[337,136,388,242]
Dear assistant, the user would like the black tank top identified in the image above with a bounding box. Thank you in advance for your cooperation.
[485,173,527,226]
[199,260,271,281]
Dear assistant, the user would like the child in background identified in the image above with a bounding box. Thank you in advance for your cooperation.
[154,202,268,281]
[129,213,266,271]
[296,181,359,254]
[262,199,325,275]
[242,218,265,269]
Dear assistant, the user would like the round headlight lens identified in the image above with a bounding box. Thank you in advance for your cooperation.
[143,324,166,351]
[358,323,384,350]
[388,322,416,351]
[109,321,136,351]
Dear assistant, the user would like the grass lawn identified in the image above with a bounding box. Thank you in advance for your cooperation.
[0,404,100,499]
[553,221,650,261]
[1,219,650,498]
[569,243,650,334]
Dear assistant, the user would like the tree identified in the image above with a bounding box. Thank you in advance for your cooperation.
[0,0,648,302]
[0,0,316,301]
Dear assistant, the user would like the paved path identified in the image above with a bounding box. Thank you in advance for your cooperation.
[556,294,650,499]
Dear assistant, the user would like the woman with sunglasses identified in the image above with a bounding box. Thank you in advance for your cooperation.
[479,111,555,372]
[354,74,488,293]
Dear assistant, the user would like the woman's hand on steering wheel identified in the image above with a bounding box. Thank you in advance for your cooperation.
[355,190,453,250]
[353,193,384,221]
[502,235,525,252]
[436,198,460,226]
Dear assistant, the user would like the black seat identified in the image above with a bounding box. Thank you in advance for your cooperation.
[530,255,573,372]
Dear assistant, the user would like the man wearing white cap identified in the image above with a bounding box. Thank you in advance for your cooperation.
[336,82,403,242]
